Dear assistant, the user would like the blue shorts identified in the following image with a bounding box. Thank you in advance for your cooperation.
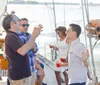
[69,82,86,85]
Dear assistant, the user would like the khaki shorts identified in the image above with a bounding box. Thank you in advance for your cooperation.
[29,72,36,85]
[9,76,31,85]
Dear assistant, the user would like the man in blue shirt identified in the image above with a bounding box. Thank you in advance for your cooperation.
[19,18,45,85]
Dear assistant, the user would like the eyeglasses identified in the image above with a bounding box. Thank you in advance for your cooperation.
[21,24,30,27]
[56,32,60,35]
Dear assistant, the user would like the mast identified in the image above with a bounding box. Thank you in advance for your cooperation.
[52,0,57,29]
[81,0,98,85]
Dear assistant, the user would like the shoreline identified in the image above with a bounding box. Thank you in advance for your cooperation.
[8,2,100,6]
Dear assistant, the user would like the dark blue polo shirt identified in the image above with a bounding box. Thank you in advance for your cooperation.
[5,31,31,80]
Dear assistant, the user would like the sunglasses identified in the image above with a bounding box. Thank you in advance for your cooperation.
[56,32,60,34]
[21,24,30,27]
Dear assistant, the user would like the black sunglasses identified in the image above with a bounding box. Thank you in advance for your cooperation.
[21,24,30,27]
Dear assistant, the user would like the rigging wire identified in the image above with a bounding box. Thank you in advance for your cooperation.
[44,0,58,60]
[84,0,90,24]
[52,0,57,29]
[63,0,66,26]
[82,0,98,84]
[52,0,58,41]
[45,2,54,30]
[80,1,93,84]
[92,39,99,50]
[81,0,88,47]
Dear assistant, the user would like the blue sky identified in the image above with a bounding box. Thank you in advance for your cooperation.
[33,0,100,3]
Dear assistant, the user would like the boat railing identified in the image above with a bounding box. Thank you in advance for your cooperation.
[37,41,57,62]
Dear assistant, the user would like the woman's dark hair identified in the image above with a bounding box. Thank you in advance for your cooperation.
[55,26,67,36]
[69,23,81,37]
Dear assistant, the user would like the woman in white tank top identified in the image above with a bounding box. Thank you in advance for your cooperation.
[50,26,68,85]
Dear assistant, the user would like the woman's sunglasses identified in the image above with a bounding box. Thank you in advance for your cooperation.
[56,32,60,35]
[21,24,30,27]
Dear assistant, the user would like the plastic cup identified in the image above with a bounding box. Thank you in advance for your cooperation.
[56,61,61,67]
[49,45,53,48]
[60,58,66,62]
[34,26,37,30]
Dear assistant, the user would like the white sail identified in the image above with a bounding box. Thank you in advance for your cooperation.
[0,0,7,17]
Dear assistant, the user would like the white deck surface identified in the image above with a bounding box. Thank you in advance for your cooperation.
[0,65,66,85]
[0,54,92,85]
[0,77,7,85]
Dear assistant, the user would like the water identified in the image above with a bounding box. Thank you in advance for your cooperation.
[6,4,100,81]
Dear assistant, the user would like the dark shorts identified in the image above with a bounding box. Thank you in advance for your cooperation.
[40,62,44,69]
[7,79,10,85]
[69,82,86,85]
[36,62,44,75]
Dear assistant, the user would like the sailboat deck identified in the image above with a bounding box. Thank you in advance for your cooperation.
[0,65,66,85]
[0,54,93,85]
[0,54,65,85]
